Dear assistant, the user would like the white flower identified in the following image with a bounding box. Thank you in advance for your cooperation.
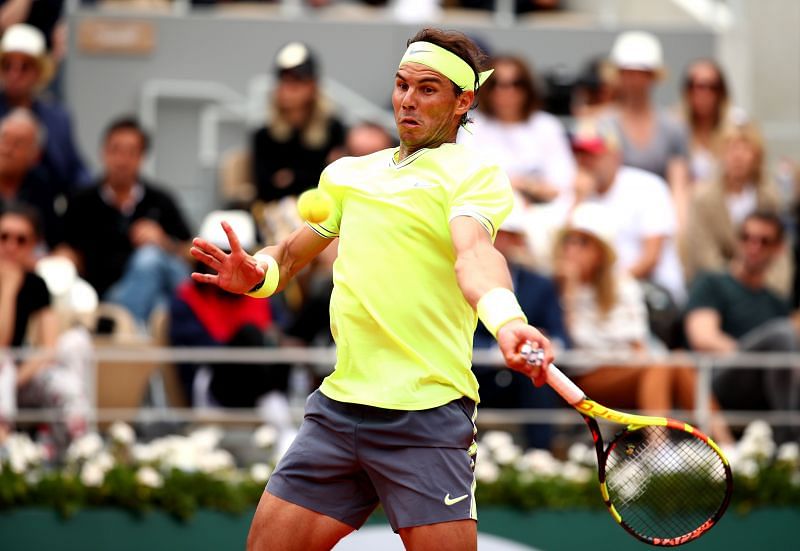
[94,451,115,472]
[567,442,597,467]
[189,426,223,452]
[736,458,760,479]
[737,435,775,461]
[777,442,799,464]
[561,462,592,484]
[109,422,135,446]
[67,432,104,462]
[250,463,272,482]
[197,449,235,474]
[5,433,44,472]
[80,462,106,487]
[742,420,773,443]
[131,443,158,464]
[493,443,522,466]
[517,449,562,478]
[475,456,500,483]
[253,425,278,449]
[136,466,164,488]
[480,431,514,452]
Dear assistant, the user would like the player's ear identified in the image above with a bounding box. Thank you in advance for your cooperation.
[454,90,474,116]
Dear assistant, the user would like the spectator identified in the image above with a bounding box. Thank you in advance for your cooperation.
[680,59,733,185]
[0,1,64,51]
[554,203,732,443]
[473,206,568,450]
[56,116,192,326]
[684,121,792,297]
[251,41,346,204]
[459,54,575,208]
[0,23,90,194]
[570,56,616,121]
[604,31,691,229]
[0,203,90,447]
[344,121,395,157]
[684,211,799,442]
[0,108,62,250]
[169,210,291,429]
[570,119,686,311]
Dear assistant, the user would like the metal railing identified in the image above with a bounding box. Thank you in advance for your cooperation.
[7,346,800,434]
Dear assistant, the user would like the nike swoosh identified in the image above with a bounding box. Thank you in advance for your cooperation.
[444,493,469,506]
[413,181,436,188]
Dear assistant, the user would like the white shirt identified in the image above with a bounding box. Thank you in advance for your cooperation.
[458,111,576,202]
[587,166,687,305]
[725,185,758,228]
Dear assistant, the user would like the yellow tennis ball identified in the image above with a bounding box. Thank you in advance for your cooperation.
[297,189,332,223]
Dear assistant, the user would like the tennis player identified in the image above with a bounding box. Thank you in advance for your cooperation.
[190,28,554,551]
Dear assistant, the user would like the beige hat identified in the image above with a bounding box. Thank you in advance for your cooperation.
[609,31,665,79]
[199,210,258,252]
[559,202,618,265]
[0,24,55,88]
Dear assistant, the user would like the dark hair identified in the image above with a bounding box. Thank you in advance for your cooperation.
[406,28,490,127]
[682,59,729,128]
[479,54,542,120]
[741,210,784,243]
[102,116,150,153]
[0,201,42,239]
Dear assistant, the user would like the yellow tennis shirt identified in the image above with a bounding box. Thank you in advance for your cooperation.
[308,143,513,410]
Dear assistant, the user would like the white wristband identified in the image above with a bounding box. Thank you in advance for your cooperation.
[477,287,527,338]
[245,254,280,298]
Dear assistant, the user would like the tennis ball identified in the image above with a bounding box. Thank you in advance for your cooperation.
[297,189,332,223]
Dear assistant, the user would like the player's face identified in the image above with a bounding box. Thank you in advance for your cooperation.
[392,63,472,156]
[0,213,36,265]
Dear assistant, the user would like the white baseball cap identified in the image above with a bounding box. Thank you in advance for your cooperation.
[561,202,618,265]
[0,24,54,86]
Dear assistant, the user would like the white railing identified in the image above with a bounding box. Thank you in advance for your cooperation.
[8,347,800,434]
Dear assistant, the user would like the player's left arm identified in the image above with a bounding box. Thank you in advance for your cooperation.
[450,216,553,385]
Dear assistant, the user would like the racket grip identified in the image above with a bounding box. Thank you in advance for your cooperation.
[546,364,586,405]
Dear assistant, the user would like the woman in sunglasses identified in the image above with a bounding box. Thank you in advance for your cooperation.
[459,54,575,209]
[684,122,791,297]
[680,59,733,185]
[0,203,87,447]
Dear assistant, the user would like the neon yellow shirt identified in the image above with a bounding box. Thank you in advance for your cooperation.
[308,143,513,410]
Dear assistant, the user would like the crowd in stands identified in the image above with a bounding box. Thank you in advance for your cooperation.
[1,15,800,456]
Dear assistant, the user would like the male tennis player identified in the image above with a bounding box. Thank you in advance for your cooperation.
[191,28,554,551]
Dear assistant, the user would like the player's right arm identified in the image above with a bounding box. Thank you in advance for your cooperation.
[190,221,332,296]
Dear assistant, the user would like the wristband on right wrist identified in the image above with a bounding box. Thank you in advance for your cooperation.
[245,254,280,298]
[477,287,527,338]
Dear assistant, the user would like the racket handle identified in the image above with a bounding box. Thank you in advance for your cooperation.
[520,343,585,405]
[546,363,585,405]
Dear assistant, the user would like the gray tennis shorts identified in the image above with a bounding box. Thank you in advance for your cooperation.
[266,389,478,531]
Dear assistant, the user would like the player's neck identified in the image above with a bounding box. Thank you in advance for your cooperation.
[397,130,458,161]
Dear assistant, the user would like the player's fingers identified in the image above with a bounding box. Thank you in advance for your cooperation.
[221,221,243,253]
[190,245,223,268]
[191,272,219,286]
[192,238,228,263]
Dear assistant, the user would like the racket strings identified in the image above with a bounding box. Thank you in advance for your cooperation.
[605,426,728,541]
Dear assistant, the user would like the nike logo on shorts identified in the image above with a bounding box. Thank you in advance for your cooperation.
[443,493,469,506]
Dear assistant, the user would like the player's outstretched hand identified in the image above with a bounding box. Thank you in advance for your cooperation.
[190,221,265,294]
[497,319,553,387]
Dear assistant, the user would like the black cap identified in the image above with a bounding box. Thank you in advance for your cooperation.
[274,42,317,80]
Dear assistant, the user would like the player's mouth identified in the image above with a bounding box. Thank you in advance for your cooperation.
[398,116,421,127]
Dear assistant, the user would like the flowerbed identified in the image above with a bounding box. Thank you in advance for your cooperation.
[1,420,798,519]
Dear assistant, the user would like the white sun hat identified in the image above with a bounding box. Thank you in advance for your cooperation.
[609,31,665,78]
[0,23,55,87]
[560,202,619,265]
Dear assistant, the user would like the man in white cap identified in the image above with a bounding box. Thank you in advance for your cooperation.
[0,23,90,194]
[192,28,554,551]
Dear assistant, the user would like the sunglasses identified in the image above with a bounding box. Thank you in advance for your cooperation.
[563,233,595,248]
[688,80,721,92]
[493,79,525,90]
[738,232,777,247]
[0,231,31,246]
[0,58,38,74]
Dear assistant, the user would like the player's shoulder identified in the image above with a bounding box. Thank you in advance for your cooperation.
[323,148,396,180]
[430,142,504,176]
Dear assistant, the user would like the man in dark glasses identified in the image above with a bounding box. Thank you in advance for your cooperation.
[684,210,800,442]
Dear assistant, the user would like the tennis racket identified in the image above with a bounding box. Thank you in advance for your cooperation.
[520,344,733,547]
